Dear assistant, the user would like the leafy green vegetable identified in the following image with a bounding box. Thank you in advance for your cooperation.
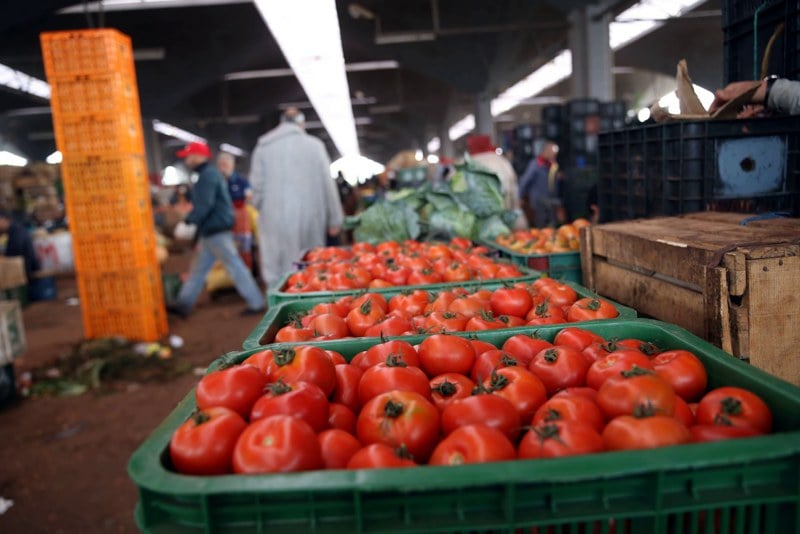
[353,200,421,244]
[449,158,505,218]
[427,206,476,240]
[475,214,511,242]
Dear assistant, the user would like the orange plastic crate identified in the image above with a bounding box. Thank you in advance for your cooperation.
[77,265,164,310]
[66,190,153,234]
[81,304,167,342]
[61,154,149,199]
[54,112,144,157]
[72,230,158,273]
[41,29,134,79]
[50,72,141,117]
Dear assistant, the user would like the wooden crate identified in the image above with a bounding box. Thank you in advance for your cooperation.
[581,212,800,385]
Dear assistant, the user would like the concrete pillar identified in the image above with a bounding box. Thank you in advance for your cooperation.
[569,7,614,100]
[439,125,454,159]
[474,91,494,140]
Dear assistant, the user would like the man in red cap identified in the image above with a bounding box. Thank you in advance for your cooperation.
[169,142,265,318]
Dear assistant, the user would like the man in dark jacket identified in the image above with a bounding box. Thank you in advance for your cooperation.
[518,142,563,228]
[169,142,265,318]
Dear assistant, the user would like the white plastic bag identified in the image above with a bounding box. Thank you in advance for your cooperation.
[174,222,197,241]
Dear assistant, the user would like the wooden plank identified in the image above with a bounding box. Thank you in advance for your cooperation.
[723,251,747,297]
[593,260,705,337]
[744,254,800,386]
[704,267,733,354]
[579,226,595,291]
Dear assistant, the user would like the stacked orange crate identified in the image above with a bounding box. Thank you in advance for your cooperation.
[41,29,167,341]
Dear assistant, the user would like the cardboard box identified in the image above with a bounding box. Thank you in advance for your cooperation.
[0,257,27,290]
[0,300,26,365]
[581,213,800,385]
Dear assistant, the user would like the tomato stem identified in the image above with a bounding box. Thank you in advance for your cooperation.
[385,354,407,368]
[621,365,653,378]
[633,402,658,418]
[489,370,509,391]
[543,408,562,422]
[384,400,405,418]
[190,409,210,426]
[433,380,457,397]
[543,349,559,363]
[500,353,518,367]
[720,397,743,416]
[267,379,292,395]
[273,348,296,367]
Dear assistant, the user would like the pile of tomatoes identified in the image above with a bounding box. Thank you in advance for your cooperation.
[495,220,590,254]
[169,327,773,475]
[273,278,619,343]
[283,238,524,293]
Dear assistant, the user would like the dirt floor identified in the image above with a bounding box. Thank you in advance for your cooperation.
[0,251,264,533]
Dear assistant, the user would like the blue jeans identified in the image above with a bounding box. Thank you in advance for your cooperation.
[175,231,265,312]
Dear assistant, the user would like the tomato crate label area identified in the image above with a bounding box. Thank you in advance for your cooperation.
[129,319,800,533]
[244,278,636,350]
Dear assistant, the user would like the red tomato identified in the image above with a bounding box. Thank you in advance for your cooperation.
[325,351,347,366]
[490,287,533,318]
[465,312,505,331]
[502,334,553,367]
[430,424,516,465]
[364,315,414,337]
[196,365,268,418]
[311,300,350,318]
[582,341,621,363]
[528,346,590,395]
[233,416,323,473]
[616,339,661,356]
[482,367,547,423]
[383,264,410,285]
[495,264,522,278]
[448,296,490,318]
[351,292,388,313]
[425,311,468,333]
[309,313,349,339]
[250,380,330,432]
[332,364,363,412]
[356,391,440,462]
[596,367,676,419]
[441,393,521,441]
[169,407,247,475]
[471,349,519,383]
[651,350,708,402]
[360,339,420,370]
[347,443,416,469]
[408,268,442,286]
[586,351,654,390]
[328,402,357,434]
[418,334,477,377]
[425,291,457,313]
[690,424,761,443]
[275,323,314,343]
[519,421,604,459]
[388,290,431,317]
[532,394,605,433]
[553,327,605,351]
[695,387,772,434]
[553,387,599,402]
[357,360,431,405]
[430,373,476,411]
[443,262,472,283]
[346,299,386,336]
[567,297,619,321]
[318,429,362,469]
[602,415,690,451]
[537,282,578,307]
[673,396,695,428]
[266,346,337,396]
[469,338,498,357]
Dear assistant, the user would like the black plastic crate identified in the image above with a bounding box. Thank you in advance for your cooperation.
[600,100,628,118]
[541,104,564,122]
[567,98,600,116]
[723,0,800,82]
[598,117,800,222]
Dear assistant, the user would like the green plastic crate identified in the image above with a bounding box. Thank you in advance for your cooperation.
[247,279,636,350]
[129,319,800,533]
[267,264,541,307]
[481,239,582,284]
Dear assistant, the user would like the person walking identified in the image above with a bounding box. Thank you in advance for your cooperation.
[249,107,344,289]
[168,142,265,318]
[518,142,563,228]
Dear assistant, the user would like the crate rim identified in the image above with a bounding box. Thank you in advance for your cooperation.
[129,318,800,498]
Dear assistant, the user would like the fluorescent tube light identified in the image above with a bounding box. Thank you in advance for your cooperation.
[152,120,207,143]
[254,0,359,157]
[427,137,441,153]
[46,151,63,164]
[0,63,50,99]
[220,143,246,156]
[0,151,28,167]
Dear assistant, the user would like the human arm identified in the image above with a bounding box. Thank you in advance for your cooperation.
[709,78,800,115]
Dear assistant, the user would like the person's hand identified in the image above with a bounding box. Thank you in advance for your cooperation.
[709,80,767,114]
[327,226,341,237]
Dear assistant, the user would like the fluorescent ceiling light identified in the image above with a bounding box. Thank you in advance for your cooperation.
[0,63,50,99]
[0,151,28,167]
[448,115,476,142]
[306,117,371,130]
[226,60,399,81]
[254,0,359,158]
[278,96,376,111]
[637,108,651,122]
[330,155,384,185]
[46,150,63,164]
[60,0,247,13]
[219,143,246,156]
[426,154,439,164]
[610,0,706,50]
[491,50,572,117]
[153,120,207,143]
[427,137,441,153]
[161,165,184,186]
[414,149,423,162]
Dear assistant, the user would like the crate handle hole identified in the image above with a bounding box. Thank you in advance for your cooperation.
[739,157,756,172]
